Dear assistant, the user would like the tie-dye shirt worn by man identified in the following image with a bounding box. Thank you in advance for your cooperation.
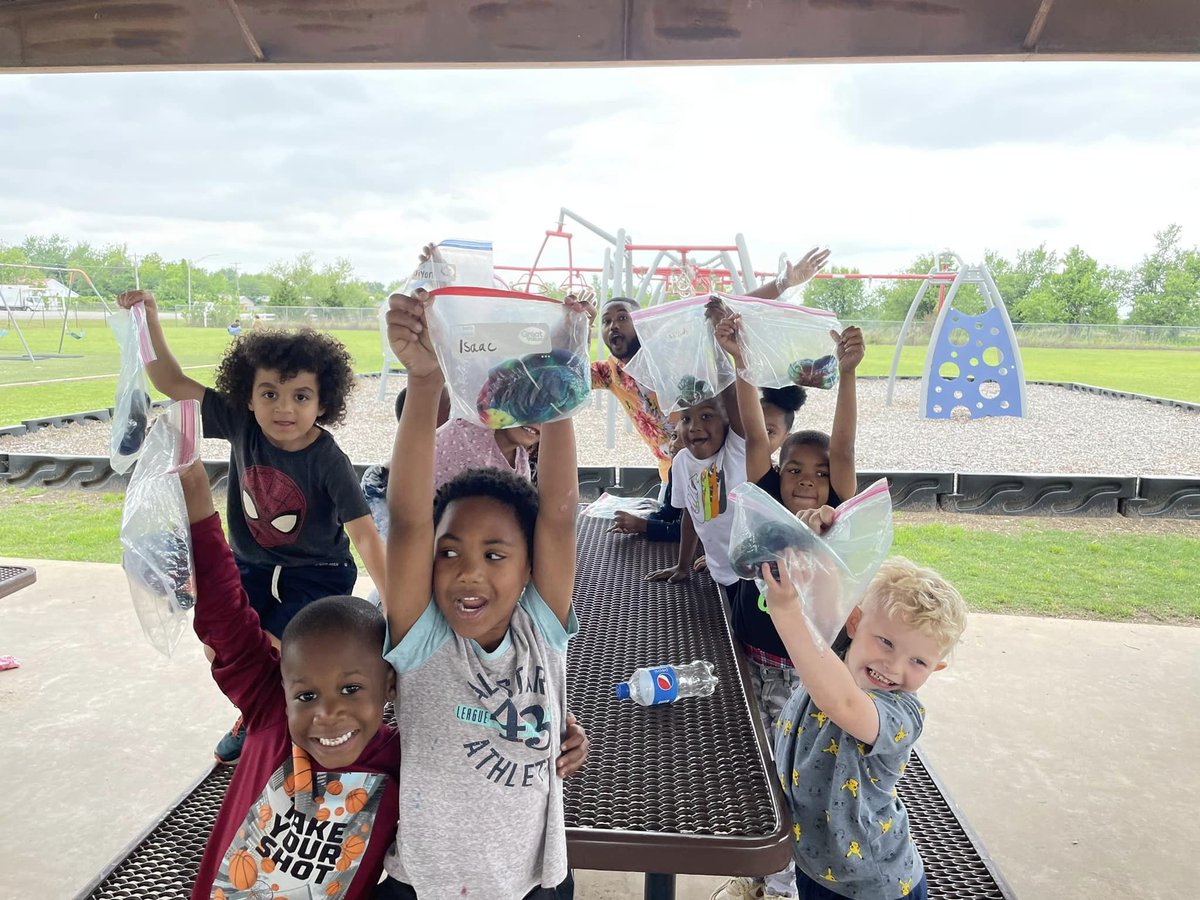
[591,357,673,481]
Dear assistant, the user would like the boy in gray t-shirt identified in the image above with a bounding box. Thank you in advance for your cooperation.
[762,512,968,900]
[379,289,588,900]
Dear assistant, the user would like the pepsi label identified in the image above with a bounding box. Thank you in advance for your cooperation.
[648,665,679,704]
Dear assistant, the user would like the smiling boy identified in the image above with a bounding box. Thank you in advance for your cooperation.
[763,522,968,900]
[176,461,401,900]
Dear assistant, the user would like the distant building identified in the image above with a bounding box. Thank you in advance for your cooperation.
[0,278,79,310]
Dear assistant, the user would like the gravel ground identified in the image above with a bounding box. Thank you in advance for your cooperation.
[1,378,1197,476]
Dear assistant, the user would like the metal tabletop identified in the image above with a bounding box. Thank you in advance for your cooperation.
[564,515,791,897]
[0,563,36,600]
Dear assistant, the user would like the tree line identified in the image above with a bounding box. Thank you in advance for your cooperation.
[3,226,1199,326]
[801,225,1200,327]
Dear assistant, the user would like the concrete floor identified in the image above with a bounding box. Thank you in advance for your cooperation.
[2,556,1198,900]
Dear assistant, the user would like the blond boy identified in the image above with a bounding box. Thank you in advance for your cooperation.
[762,512,968,900]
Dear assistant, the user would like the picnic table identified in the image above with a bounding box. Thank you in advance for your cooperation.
[79,517,1013,899]
[0,563,37,600]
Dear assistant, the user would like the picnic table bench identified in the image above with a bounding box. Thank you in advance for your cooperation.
[79,517,1013,900]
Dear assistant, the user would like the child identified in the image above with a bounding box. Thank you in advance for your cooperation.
[608,424,685,542]
[765,537,968,900]
[177,459,401,900]
[646,301,774,589]
[433,416,540,491]
[709,317,863,900]
[117,290,387,765]
[688,386,804,571]
[379,287,583,899]
[760,386,807,459]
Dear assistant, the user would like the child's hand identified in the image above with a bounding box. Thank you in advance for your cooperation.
[780,247,832,290]
[557,713,590,778]
[609,511,648,534]
[714,313,744,363]
[178,460,216,525]
[386,291,441,379]
[704,295,730,325]
[832,326,865,374]
[761,553,805,615]
[418,242,438,263]
[646,564,690,584]
[563,292,597,330]
[117,290,157,315]
[692,555,708,573]
[796,505,836,535]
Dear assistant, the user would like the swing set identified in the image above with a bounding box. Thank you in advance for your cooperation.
[0,262,112,361]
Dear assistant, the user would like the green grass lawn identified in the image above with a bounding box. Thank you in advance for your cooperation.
[1,318,1198,425]
[0,321,382,425]
[2,485,1196,624]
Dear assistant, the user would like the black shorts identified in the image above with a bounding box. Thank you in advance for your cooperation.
[237,558,358,638]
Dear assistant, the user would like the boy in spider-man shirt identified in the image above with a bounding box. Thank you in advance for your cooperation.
[118,290,386,765]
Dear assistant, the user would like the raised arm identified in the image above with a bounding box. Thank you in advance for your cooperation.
[746,247,830,300]
[716,313,772,482]
[532,300,588,625]
[829,326,864,503]
[383,290,443,642]
[762,517,881,745]
[116,291,206,402]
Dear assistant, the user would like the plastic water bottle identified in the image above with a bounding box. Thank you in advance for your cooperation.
[614,660,718,706]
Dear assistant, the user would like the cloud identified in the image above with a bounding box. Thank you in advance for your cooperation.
[1,62,1199,286]
[835,62,1200,149]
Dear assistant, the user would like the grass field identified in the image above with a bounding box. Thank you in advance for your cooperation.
[1,485,1196,624]
[1,320,1198,425]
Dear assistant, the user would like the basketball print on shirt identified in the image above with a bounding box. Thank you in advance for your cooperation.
[240,466,307,548]
[211,744,387,899]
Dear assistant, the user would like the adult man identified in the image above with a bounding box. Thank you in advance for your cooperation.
[589,247,831,481]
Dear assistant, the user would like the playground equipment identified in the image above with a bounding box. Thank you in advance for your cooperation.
[0,263,112,360]
[886,252,1026,419]
[500,207,776,304]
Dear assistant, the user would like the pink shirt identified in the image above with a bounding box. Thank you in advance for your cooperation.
[433,418,531,491]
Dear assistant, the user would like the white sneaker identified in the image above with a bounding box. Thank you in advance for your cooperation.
[709,878,765,900]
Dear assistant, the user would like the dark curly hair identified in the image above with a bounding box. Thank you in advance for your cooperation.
[214,328,356,426]
[433,467,539,557]
[760,385,807,430]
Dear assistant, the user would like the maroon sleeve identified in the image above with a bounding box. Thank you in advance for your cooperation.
[190,513,284,730]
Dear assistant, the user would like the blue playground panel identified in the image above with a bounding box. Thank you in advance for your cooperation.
[924,307,1024,419]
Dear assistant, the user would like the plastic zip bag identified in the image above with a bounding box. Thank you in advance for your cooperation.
[407,239,495,292]
[120,399,203,657]
[582,492,663,520]
[109,303,156,474]
[721,294,842,390]
[623,296,735,413]
[426,286,592,428]
[728,478,894,651]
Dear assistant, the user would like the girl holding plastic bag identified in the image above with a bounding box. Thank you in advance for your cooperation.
[704,313,864,900]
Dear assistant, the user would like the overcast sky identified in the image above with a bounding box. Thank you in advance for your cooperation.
[2,61,1198,284]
